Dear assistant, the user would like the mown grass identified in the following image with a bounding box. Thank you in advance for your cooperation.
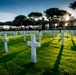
[0,32,76,75]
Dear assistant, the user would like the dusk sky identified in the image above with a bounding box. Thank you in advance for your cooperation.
[0,0,76,22]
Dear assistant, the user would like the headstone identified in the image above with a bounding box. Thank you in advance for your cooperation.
[19,31,22,34]
[3,33,8,52]
[1,32,3,36]
[9,32,11,36]
[28,31,33,37]
[65,30,69,38]
[27,34,41,63]
[15,32,18,36]
[61,30,64,45]
[13,32,17,40]
[38,31,42,43]
[23,32,26,41]
[19,31,26,41]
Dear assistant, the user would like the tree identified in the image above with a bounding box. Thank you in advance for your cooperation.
[69,1,76,10]
[13,15,26,26]
[23,18,35,28]
[44,8,59,29]
[28,12,42,20]
[28,12,42,29]
[69,1,76,29]
[44,8,68,29]
[5,21,13,25]
[57,10,67,17]
[0,22,5,25]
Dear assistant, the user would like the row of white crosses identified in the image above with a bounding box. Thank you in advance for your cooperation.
[0,30,61,53]
[43,30,54,37]
[61,30,76,45]
[53,30,60,39]
[13,32,18,40]
[1,31,39,53]
[19,31,27,41]
[43,30,60,39]
[0,30,65,53]
[61,30,70,45]
[27,30,75,63]
[0,30,75,52]
[19,31,39,41]
[0,30,76,63]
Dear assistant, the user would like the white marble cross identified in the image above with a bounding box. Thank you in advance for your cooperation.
[20,31,23,36]
[29,31,32,35]
[3,33,9,52]
[27,34,41,63]
[38,31,42,43]
[23,32,26,41]
[13,32,17,40]
[64,32,68,38]
[20,32,26,41]
[61,30,64,45]
[9,32,12,36]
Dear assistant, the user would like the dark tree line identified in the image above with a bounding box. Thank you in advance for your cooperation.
[0,1,75,30]
[0,21,12,25]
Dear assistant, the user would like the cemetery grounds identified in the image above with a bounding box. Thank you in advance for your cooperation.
[0,31,76,75]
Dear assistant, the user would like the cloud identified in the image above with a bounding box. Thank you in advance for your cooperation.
[0,12,17,22]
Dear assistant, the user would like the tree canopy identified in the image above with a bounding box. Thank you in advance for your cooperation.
[44,8,68,19]
[57,10,67,17]
[69,1,76,10]
[12,15,26,26]
[23,18,35,26]
[44,8,59,19]
[28,12,42,19]
[44,8,69,29]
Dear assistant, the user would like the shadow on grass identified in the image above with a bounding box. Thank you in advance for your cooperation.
[71,40,76,51]
[43,45,64,75]
[0,42,5,55]
[43,67,60,75]
[66,36,69,38]
[0,48,29,63]
[58,38,61,42]
[8,39,24,46]
[58,35,69,42]
[38,39,54,50]
[0,51,5,55]
[42,33,53,40]
[53,45,64,71]
[18,62,34,75]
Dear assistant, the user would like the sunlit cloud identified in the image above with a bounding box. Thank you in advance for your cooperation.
[0,12,17,22]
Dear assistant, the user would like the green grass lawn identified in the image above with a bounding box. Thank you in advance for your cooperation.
[0,32,76,75]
